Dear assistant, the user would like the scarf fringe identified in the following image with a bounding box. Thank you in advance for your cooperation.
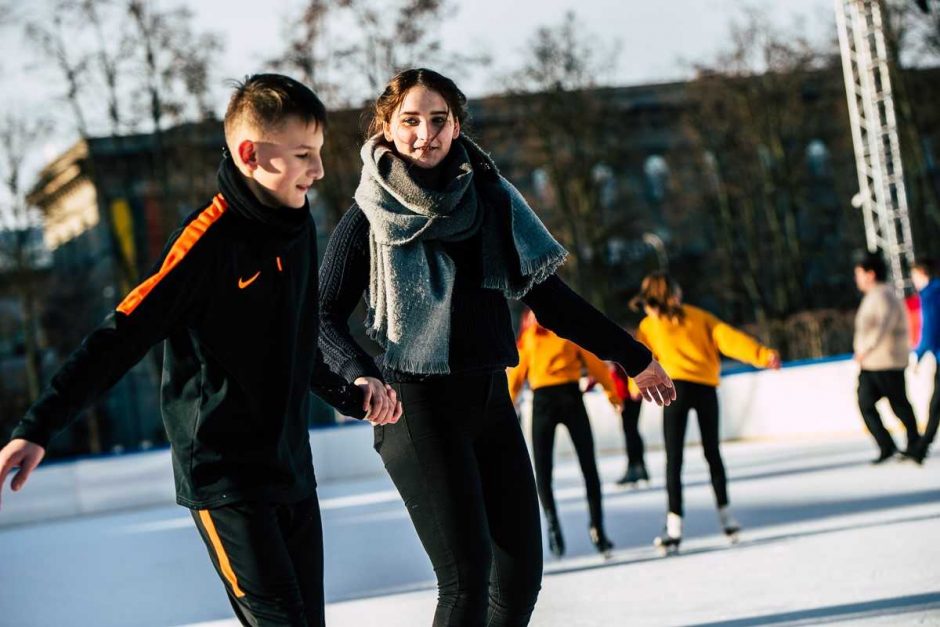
[381,353,452,375]
[482,250,569,299]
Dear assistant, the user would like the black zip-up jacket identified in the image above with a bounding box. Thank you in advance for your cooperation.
[12,159,365,509]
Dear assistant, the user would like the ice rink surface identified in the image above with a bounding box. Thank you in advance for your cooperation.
[1,435,938,627]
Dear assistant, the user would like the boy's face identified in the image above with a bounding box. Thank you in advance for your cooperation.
[237,115,325,209]
[383,86,459,169]
[912,268,929,291]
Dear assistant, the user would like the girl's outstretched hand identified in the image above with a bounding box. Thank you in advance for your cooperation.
[633,360,676,406]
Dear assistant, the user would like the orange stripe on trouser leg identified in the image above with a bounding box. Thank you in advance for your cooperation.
[276,257,283,272]
[198,509,246,598]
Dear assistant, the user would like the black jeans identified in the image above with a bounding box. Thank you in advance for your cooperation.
[621,396,646,467]
[190,495,325,627]
[857,369,921,454]
[531,383,605,529]
[663,380,727,517]
[379,371,543,627]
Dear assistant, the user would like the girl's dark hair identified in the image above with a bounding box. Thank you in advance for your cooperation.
[631,272,685,322]
[366,68,469,139]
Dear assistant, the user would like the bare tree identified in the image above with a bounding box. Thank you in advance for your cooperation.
[0,114,52,406]
[676,9,862,349]
[271,0,488,107]
[500,12,629,310]
[25,3,93,137]
[126,0,224,240]
[267,0,339,102]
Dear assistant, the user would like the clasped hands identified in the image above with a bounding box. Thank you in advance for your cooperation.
[354,377,403,425]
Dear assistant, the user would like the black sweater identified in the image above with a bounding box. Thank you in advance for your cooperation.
[12,160,365,509]
[318,203,653,383]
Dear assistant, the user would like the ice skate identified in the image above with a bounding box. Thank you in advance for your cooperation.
[546,512,565,558]
[719,506,741,544]
[654,513,682,556]
[616,463,650,489]
[590,526,614,559]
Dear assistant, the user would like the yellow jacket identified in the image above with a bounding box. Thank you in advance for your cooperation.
[636,304,775,387]
[508,326,620,405]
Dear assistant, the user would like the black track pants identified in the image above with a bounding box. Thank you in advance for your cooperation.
[190,495,325,627]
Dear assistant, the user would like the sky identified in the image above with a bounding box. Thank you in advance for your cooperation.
[192,0,837,97]
[1,0,840,194]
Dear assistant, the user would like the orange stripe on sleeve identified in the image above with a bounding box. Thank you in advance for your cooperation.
[116,195,227,316]
[197,509,246,598]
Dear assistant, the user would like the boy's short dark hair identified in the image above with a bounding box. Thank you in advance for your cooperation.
[224,74,326,147]
[913,257,936,277]
[854,250,888,282]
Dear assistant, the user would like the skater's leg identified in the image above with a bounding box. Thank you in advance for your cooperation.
[620,398,645,468]
[663,382,692,517]
[880,370,922,451]
[694,385,728,509]
[917,365,940,459]
[857,371,897,456]
[190,501,312,626]
[379,379,492,627]
[562,392,604,529]
[530,389,561,521]
[476,373,543,627]
[284,496,326,627]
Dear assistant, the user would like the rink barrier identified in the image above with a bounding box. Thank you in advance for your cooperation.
[1,353,934,527]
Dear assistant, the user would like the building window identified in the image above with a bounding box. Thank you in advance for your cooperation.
[592,163,616,209]
[644,155,669,202]
[806,139,830,178]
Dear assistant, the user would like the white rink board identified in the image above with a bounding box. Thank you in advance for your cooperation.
[1,355,935,527]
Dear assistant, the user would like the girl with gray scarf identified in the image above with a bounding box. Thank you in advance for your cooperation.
[319,68,675,627]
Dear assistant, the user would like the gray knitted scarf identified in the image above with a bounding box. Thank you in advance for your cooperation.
[354,134,568,374]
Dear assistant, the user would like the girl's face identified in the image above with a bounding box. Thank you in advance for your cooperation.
[384,86,460,169]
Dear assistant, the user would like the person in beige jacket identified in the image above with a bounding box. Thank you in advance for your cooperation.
[853,252,921,463]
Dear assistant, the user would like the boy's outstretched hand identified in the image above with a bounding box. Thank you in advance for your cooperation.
[633,360,676,406]
[354,377,402,426]
[0,438,45,511]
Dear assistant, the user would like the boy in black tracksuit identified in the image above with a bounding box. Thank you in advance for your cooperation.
[0,75,400,626]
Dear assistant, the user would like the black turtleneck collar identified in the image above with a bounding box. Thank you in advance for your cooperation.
[401,145,463,193]
[217,156,310,238]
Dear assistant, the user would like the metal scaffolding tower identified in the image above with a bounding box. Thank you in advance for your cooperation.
[834,0,916,293]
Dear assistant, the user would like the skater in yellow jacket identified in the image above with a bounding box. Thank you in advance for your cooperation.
[509,309,621,558]
[633,272,780,554]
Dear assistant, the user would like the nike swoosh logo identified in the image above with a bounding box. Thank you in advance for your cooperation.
[238,271,261,289]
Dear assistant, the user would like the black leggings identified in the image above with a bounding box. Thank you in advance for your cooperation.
[379,371,543,627]
[531,383,604,528]
[621,396,646,467]
[663,380,727,517]
[190,495,325,627]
